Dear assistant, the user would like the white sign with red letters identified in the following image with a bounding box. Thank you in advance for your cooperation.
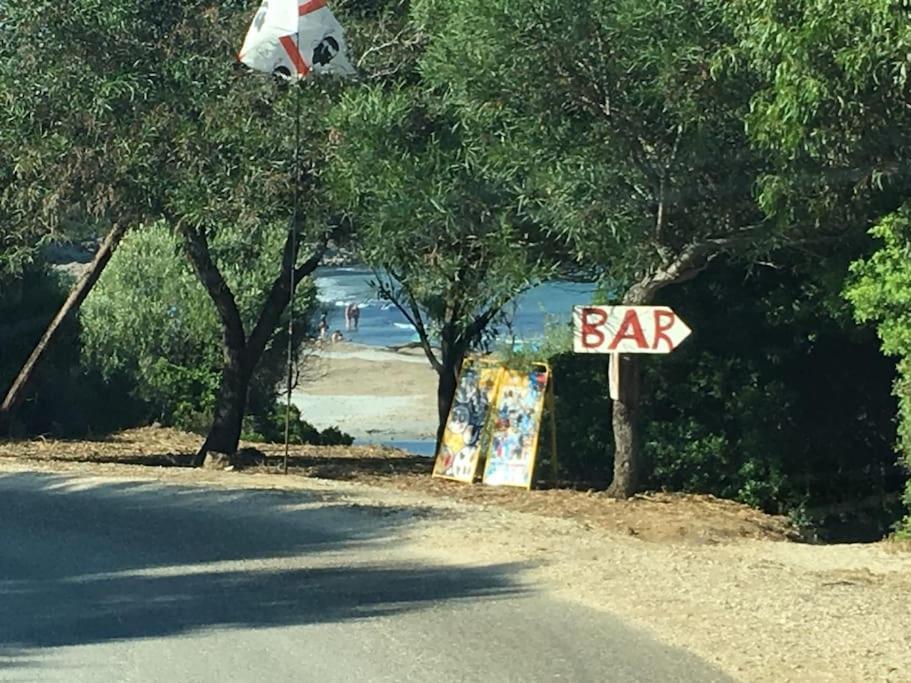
[573,306,692,354]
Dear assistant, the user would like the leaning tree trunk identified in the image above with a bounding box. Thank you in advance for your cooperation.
[605,353,642,498]
[0,222,129,434]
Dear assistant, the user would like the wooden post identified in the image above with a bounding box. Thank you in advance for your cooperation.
[608,353,620,400]
[0,222,129,429]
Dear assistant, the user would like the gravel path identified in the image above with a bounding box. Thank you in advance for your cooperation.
[0,466,728,682]
[0,459,908,682]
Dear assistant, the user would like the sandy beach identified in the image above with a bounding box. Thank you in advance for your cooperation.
[291,342,439,443]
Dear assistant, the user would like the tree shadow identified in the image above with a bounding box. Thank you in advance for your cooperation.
[0,472,523,666]
[0,562,522,651]
[0,472,737,682]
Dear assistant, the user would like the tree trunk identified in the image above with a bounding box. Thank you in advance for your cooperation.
[179,221,328,466]
[600,237,749,497]
[194,347,251,466]
[605,353,641,498]
[435,364,458,451]
[0,222,129,434]
[434,337,464,452]
[197,349,251,466]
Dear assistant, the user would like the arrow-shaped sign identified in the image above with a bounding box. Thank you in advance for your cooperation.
[573,306,692,354]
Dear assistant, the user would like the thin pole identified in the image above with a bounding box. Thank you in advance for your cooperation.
[283,56,302,476]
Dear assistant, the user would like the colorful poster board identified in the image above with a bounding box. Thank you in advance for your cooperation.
[481,366,549,489]
[432,358,501,482]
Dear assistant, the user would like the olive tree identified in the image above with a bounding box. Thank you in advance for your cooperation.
[0,0,335,459]
[415,0,790,496]
[733,0,911,533]
[328,86,557,445]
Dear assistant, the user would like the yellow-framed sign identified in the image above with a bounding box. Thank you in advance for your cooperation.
[432,357,502,483]
[481,363,550,489]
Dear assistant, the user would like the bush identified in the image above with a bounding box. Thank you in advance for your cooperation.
[846,208,911,537]
[81,223,318,435]
[0,263,143,436]
[241,402,353,446]
[646,262,902,536]
[507,260,903,538]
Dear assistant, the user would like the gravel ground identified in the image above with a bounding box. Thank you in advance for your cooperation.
[0,456,907,682]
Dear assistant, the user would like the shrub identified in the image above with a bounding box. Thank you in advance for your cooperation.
[846,208,911,537]
[241,402,353,446]
[502,260,902,538]
[0,263,143,436]
[81,223,318,434]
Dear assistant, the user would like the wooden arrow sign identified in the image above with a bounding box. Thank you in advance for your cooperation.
[573,306,692,354]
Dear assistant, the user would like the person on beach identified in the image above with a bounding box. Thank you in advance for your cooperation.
[331,330,344,343]
[318,313,329,340]
[345,302,360,331]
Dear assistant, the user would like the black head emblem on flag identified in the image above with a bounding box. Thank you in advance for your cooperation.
[312,35,340,66]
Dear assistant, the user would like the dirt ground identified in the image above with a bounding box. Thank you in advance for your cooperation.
[2,428,910,682]
[0,427,796,544]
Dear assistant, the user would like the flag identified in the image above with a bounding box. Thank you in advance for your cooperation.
[238,0,355,80]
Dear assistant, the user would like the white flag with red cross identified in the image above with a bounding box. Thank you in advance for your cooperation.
[238,0,355,80]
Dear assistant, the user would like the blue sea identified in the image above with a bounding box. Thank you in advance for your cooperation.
[313,265,597,349]
[312,265,596,456]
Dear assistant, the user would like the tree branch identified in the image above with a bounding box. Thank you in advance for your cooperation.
[380,269,443,374]
[246,236,329,365]
[625,229,763,304]
[179,224,246,351]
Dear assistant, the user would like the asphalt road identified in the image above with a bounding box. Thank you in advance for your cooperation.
[0,471,731,682]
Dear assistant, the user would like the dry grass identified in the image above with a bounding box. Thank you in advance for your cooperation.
[0,426,798,544]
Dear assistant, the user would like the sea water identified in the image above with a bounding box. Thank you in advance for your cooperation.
[312,265,597,456]
[313,265,597,349]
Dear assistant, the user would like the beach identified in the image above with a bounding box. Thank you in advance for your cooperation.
[291,342,439,447]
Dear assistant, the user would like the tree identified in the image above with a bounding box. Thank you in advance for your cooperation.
[81,223,317,432]
[0,0,344,458]
[732,0,911,534]
[846,211,911,536]
[415,0,800,496]
[328,86,557,445]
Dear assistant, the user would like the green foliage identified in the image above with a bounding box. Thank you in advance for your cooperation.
[731,0,911,229]
[2,1,319,235]
[846,208,911,535]
[415,0,771,281]
[81,224,317,433]
[734,1,911,534]
[645,260,901,530]
[0,0,417,445]
[329,82,556,366]
[513,262,901,537]
[242,402,353,446]
[0,264,143,436]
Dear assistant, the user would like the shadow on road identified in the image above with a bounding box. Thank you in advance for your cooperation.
[0,472,524,670]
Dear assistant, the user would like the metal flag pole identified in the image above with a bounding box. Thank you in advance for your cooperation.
[283,38,303,476]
